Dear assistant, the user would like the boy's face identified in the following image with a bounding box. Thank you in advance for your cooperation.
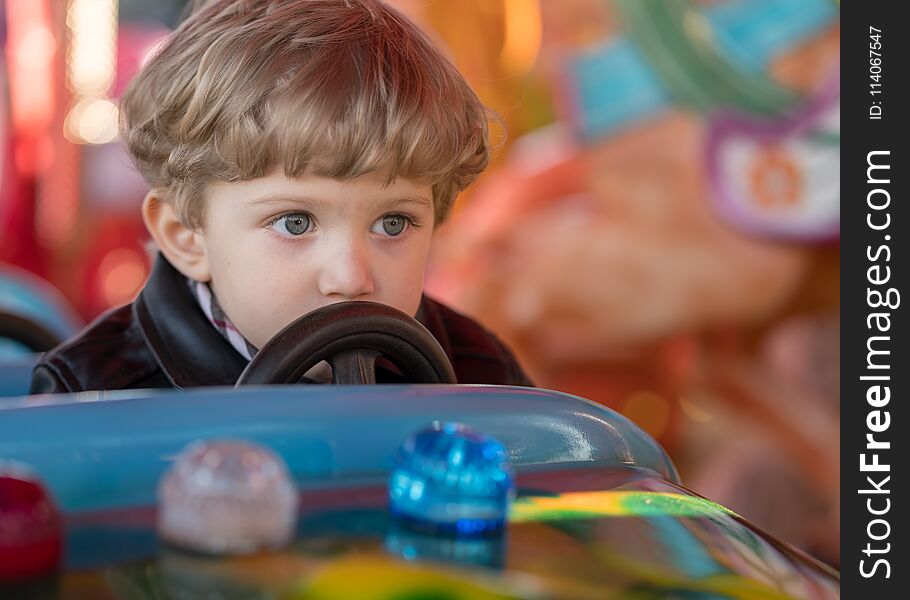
[198,168,436,349]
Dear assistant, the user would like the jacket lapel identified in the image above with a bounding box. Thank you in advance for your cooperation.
[134,254,248,388]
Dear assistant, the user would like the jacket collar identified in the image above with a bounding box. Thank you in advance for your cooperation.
[133,254,248,388]
[133,253,455,388]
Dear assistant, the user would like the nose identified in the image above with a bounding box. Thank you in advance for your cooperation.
[317,239,375,300]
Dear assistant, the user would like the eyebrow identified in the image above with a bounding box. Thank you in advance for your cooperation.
[247,193,432,209]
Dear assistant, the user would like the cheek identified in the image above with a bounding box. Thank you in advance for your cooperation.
[207,239,259,291]
[208,238,314,313]
[377,235,433,315]
[213,258,323,348]
[225,242,316,302]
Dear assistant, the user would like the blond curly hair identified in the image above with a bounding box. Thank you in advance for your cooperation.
[120,0,495,229]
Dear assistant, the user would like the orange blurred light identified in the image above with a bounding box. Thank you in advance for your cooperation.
[679,396,714,424]
[621,391,672,439]
[98,248,147,308]
[500,0,542,75]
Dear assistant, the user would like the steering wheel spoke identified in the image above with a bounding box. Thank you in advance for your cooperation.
[329,349,380,385]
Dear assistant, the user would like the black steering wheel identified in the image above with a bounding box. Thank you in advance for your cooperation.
[235,301,456,385]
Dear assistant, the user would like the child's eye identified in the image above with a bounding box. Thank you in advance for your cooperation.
[370,214,414,237]
[271,213,312,236]
[372,214,411,237]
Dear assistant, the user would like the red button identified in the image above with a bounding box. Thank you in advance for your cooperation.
[0,465,63,583]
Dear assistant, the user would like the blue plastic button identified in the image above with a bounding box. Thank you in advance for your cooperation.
[388,422,514,536]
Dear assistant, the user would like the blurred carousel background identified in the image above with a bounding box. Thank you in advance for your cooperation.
[0,0,840,565]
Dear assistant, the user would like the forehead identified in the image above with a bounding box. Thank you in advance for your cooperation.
[206,168,433,209]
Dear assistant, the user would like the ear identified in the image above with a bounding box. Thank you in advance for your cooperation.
[141,191,212,282]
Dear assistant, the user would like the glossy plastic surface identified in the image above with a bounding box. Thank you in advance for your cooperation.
[0,385,679,512]
[49,466,839,599]
[0,354,36,398]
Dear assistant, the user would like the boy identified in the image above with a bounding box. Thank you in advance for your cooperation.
[31,0,531,393]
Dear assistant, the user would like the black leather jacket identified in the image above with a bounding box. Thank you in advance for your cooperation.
[30,255,532,393]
